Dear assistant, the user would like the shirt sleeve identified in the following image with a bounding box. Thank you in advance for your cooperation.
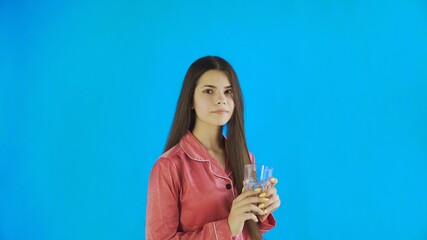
[146,157,233,240]
[258,213,276,233]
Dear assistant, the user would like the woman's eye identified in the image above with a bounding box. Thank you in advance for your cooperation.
[225,89,233,95]
[203,89,213,94]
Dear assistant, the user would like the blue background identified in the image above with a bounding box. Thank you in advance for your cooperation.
[1,1,427,239]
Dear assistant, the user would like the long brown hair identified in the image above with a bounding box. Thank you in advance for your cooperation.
[163,56,262,239]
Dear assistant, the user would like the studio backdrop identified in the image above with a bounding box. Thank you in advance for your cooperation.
[1,1,426,240]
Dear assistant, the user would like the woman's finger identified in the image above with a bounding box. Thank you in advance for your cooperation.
[261,194,279,209]
[263,198,281,215]
[233,189,261,202]
[233,196,265,209]
[236,203,264,216]
[270,177,278,185]
[262,186,277,198]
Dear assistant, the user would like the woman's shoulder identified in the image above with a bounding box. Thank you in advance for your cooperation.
[160,143,184,159]
[154,143,186,167]
[149,144,185,191]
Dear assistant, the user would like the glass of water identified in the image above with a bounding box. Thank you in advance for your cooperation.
[244,164,274,191]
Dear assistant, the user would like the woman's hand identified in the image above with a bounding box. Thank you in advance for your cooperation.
[258,178,281,222]
[227,189,265,236]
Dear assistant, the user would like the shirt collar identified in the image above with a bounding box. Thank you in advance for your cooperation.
[179,130,232,177]
[180,130,229,159]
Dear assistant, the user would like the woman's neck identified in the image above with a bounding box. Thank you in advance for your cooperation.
[191,122,224,152]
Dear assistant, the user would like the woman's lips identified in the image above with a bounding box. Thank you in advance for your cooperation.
[212,110,228,114]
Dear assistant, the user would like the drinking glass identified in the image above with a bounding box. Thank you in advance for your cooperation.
[244,164,274,191]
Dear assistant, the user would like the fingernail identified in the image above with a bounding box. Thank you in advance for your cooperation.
[271,178,277,183]
[254,188,262,192]
[262,198,269,202]
[258,203,265,208]
[259,193,266,198]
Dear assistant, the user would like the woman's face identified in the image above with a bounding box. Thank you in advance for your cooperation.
[193,70,235,128]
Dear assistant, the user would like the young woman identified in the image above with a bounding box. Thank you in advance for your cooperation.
[146,56,281,239]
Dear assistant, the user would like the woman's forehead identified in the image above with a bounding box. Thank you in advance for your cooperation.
[197,70,231,87]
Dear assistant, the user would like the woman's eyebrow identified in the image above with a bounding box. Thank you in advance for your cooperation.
[201,85,232,89]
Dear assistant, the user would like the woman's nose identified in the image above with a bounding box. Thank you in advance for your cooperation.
[216,94,226,105]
